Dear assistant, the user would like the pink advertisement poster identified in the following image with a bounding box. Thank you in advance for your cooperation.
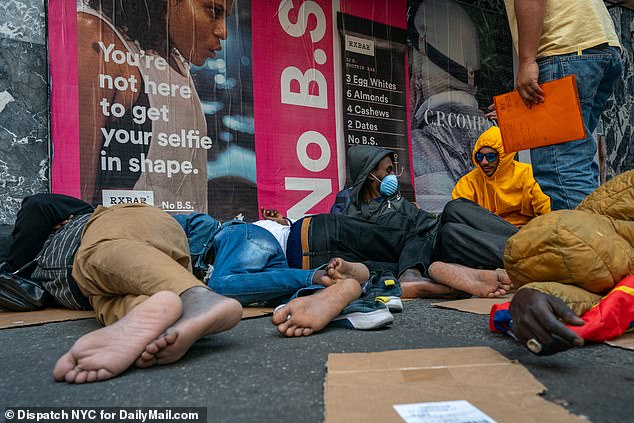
[48,0,409,221]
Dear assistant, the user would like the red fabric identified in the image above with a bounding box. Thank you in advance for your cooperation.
[569,275,634,342]
[489,302,510,333]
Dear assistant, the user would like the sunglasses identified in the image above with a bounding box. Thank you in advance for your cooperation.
[475,152,498,163]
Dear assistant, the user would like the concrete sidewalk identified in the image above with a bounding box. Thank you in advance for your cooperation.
[1,298,633,422]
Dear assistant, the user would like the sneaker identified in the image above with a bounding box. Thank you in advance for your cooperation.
[329,293,394,330]
[362,271,403,313]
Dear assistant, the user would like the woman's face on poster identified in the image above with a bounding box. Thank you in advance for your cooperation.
[168,0,234,66]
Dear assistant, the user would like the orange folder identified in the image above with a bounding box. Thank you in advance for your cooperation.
[494,75,586,153]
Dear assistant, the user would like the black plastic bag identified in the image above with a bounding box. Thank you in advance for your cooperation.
[0,264,51,311]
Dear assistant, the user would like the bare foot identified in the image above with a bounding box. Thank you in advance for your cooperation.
[428,261,511,298]
[400,268,470,299]
[496,268,514,289]
[271,278,362,337]
[53,291,183,384]
[399,268,426,283]
[135,287,242,368]
[320,258,370,286]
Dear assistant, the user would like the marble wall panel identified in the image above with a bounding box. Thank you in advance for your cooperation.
[0,0,46,44]
[603,6,634,179]
[0,0,48,225]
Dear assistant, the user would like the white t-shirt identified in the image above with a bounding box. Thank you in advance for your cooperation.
[252,220,291,252]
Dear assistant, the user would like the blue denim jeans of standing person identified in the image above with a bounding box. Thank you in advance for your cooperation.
[207,221,320,305]
[531,45,622,210]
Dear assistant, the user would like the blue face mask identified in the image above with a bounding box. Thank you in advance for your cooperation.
[372,173,399,197]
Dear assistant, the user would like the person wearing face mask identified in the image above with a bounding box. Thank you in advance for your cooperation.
[452,126,551,227]
[332,144,518,298]
[342,145,438,233]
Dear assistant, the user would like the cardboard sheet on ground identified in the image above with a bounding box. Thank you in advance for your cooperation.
[494,75,585,153]
[431,295,513,315]
[0,306,274,330]
[241,307,274,320]
[324,347,583,423]
[0,308,95,329]
[606,332,634,350]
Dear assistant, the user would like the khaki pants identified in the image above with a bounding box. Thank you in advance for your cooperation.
[72,204,204,325]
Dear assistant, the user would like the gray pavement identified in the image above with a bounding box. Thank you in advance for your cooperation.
[1,299,633,423]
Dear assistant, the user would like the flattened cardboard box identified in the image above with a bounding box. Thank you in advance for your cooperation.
[0,308,95,329]
[0,307,273,330]
[432,296,513,315]
[324,347,583,423]
[607,332,634,350]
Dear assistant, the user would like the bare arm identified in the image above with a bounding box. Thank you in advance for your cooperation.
[514,0,545,107]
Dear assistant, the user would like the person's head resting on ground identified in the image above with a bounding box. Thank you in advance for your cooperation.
[348,145,399,203]
[472,126,513,179]
[85,0,234,67]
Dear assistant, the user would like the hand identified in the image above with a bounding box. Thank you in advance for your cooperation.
[53,214,74,230]
[516,61,544,108]
[484,103,497,120]
[510,288,585,355]
[260,208,289,226]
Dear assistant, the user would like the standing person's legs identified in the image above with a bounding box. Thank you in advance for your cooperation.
[531,48,623,210]
[4,194,93,272]
[207,222,320,305]
[584,48,622,132]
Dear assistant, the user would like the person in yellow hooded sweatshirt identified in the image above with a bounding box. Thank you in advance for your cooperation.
[452,126,550,226]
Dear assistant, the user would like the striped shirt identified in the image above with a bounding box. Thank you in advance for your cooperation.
[31,214,92,310]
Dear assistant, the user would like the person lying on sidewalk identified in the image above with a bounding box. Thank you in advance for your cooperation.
[53,202,242,384]
[258,208,511,300]
[491,169,634,355]
[173,212,397,331]
[1,194,398,330]
[452,126,550,227]
[0,195,394,385]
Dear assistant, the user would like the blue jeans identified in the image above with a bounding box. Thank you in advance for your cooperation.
[207,221,319,305]
[531,46,622,210]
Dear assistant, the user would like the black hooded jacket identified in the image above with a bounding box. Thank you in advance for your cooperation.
[342,145,440,248]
